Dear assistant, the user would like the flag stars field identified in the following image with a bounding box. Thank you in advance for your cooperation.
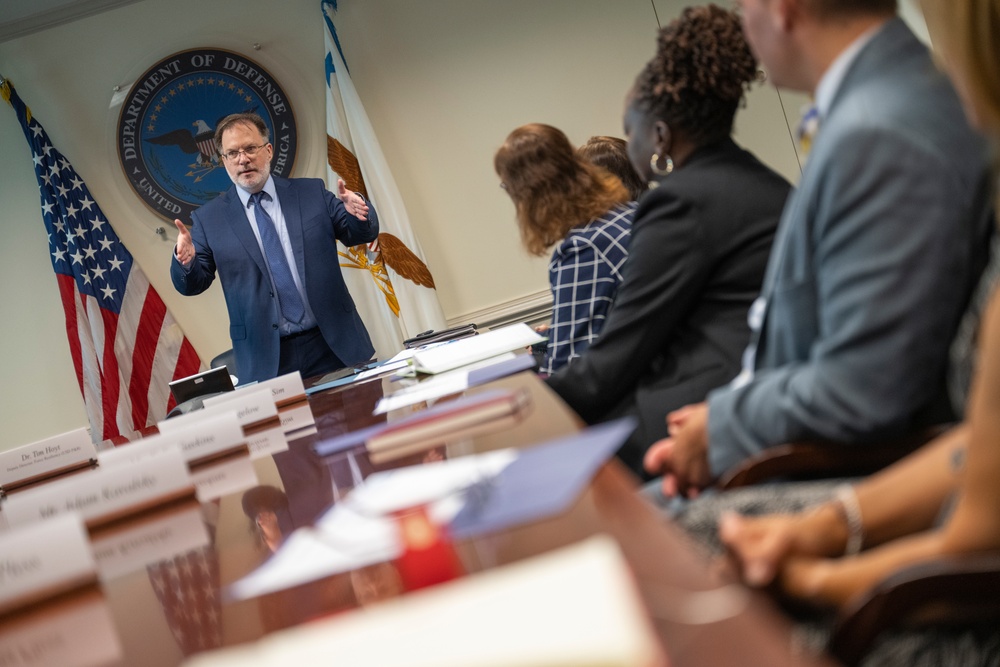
[3,76,202,442]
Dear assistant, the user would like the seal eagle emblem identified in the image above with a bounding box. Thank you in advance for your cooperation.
[116,48,297,222]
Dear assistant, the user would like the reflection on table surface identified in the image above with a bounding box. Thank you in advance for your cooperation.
[23,370,829,667]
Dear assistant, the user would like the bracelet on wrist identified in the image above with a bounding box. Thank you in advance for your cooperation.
[833,484,864,556]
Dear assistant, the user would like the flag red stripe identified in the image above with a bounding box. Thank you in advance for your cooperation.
[167,337,202,413]
[129,288,167,429]
[99,306,121,441]
[56,275,86,396]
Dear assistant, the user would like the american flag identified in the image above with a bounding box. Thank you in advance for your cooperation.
[2,78,203,445]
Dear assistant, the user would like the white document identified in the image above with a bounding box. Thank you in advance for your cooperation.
[410,323,542,374]
[356,359,410,379]
[372,353,516,415]
[373,369,471,415]
[227,449,518,601]
[343,448,517,517]
[227,507,399,601]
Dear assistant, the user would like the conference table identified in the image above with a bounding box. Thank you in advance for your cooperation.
[4,366,834,667]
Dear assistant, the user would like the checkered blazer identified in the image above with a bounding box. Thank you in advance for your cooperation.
[542,202,636,374]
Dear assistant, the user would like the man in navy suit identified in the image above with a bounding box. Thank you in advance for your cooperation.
[171,112,378,384]
[644,0,992,497]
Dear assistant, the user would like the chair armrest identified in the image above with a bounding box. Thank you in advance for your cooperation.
[828,552,1000,666]
[717,425,951,491]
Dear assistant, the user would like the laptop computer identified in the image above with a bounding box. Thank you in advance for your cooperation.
[168,366,236,405]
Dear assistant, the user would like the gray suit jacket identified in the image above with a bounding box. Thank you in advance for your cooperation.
[706,18,993,476]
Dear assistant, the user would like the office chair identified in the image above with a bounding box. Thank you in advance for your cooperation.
[210,348,238,381]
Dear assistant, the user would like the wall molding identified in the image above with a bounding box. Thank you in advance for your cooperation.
[447,290,552,330]
[0,0,143,44]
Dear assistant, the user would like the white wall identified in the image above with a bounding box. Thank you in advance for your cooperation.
[0,0,331,450]
[1,0,926,451]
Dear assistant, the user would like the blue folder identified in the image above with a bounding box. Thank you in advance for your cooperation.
[449,417,637,539]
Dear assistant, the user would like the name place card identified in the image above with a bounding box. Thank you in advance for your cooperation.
[244,426,289,459]
[0,428,97,491]
[161,387,279,433]
[206,372,315,433]
[90,500,209,581]
[190,454,259,502]
[0,587,122,667]
[99,412,245,469]
[2,448,195,530]
[279,402,317,436]
[207,371,306,408]
[0,514,96,615]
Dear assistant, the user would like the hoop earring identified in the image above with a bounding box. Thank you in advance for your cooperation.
[650,153,674,177]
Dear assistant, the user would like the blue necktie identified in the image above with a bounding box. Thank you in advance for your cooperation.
[250,191,306,324]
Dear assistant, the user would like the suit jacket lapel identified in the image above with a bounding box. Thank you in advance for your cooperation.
[274,178,308,285]
[224,187,269,278]
[825,18,906,120]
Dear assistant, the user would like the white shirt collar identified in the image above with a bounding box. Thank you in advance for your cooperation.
[814,22,884,118]
[236,175,276,208]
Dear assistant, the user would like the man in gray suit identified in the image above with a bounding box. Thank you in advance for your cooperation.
[644,0,993,497]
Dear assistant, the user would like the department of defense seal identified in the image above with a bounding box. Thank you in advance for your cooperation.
[117,48,297,222]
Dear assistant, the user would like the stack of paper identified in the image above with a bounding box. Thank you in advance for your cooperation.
[410,323,543,374]
[372,354,537,415]
[188,536,662,667]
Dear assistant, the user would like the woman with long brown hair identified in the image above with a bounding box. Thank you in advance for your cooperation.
[495,123,635,374]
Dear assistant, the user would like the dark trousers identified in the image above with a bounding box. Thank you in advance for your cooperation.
[278,328,344,380]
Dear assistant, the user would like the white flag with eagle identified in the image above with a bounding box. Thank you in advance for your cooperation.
[323,0,446,359]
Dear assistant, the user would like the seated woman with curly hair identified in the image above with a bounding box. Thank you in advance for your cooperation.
[495,123,636,375]
[545,4,791,477]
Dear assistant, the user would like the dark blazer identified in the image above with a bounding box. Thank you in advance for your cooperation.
[546,138,790,474]
[170,176,378,384]
[705,19,993,476]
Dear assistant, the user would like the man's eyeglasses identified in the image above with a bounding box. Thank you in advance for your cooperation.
[221,144,267,161]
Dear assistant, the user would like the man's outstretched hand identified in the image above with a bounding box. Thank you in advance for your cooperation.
[174,219,195,267]
[337,178,370,220]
